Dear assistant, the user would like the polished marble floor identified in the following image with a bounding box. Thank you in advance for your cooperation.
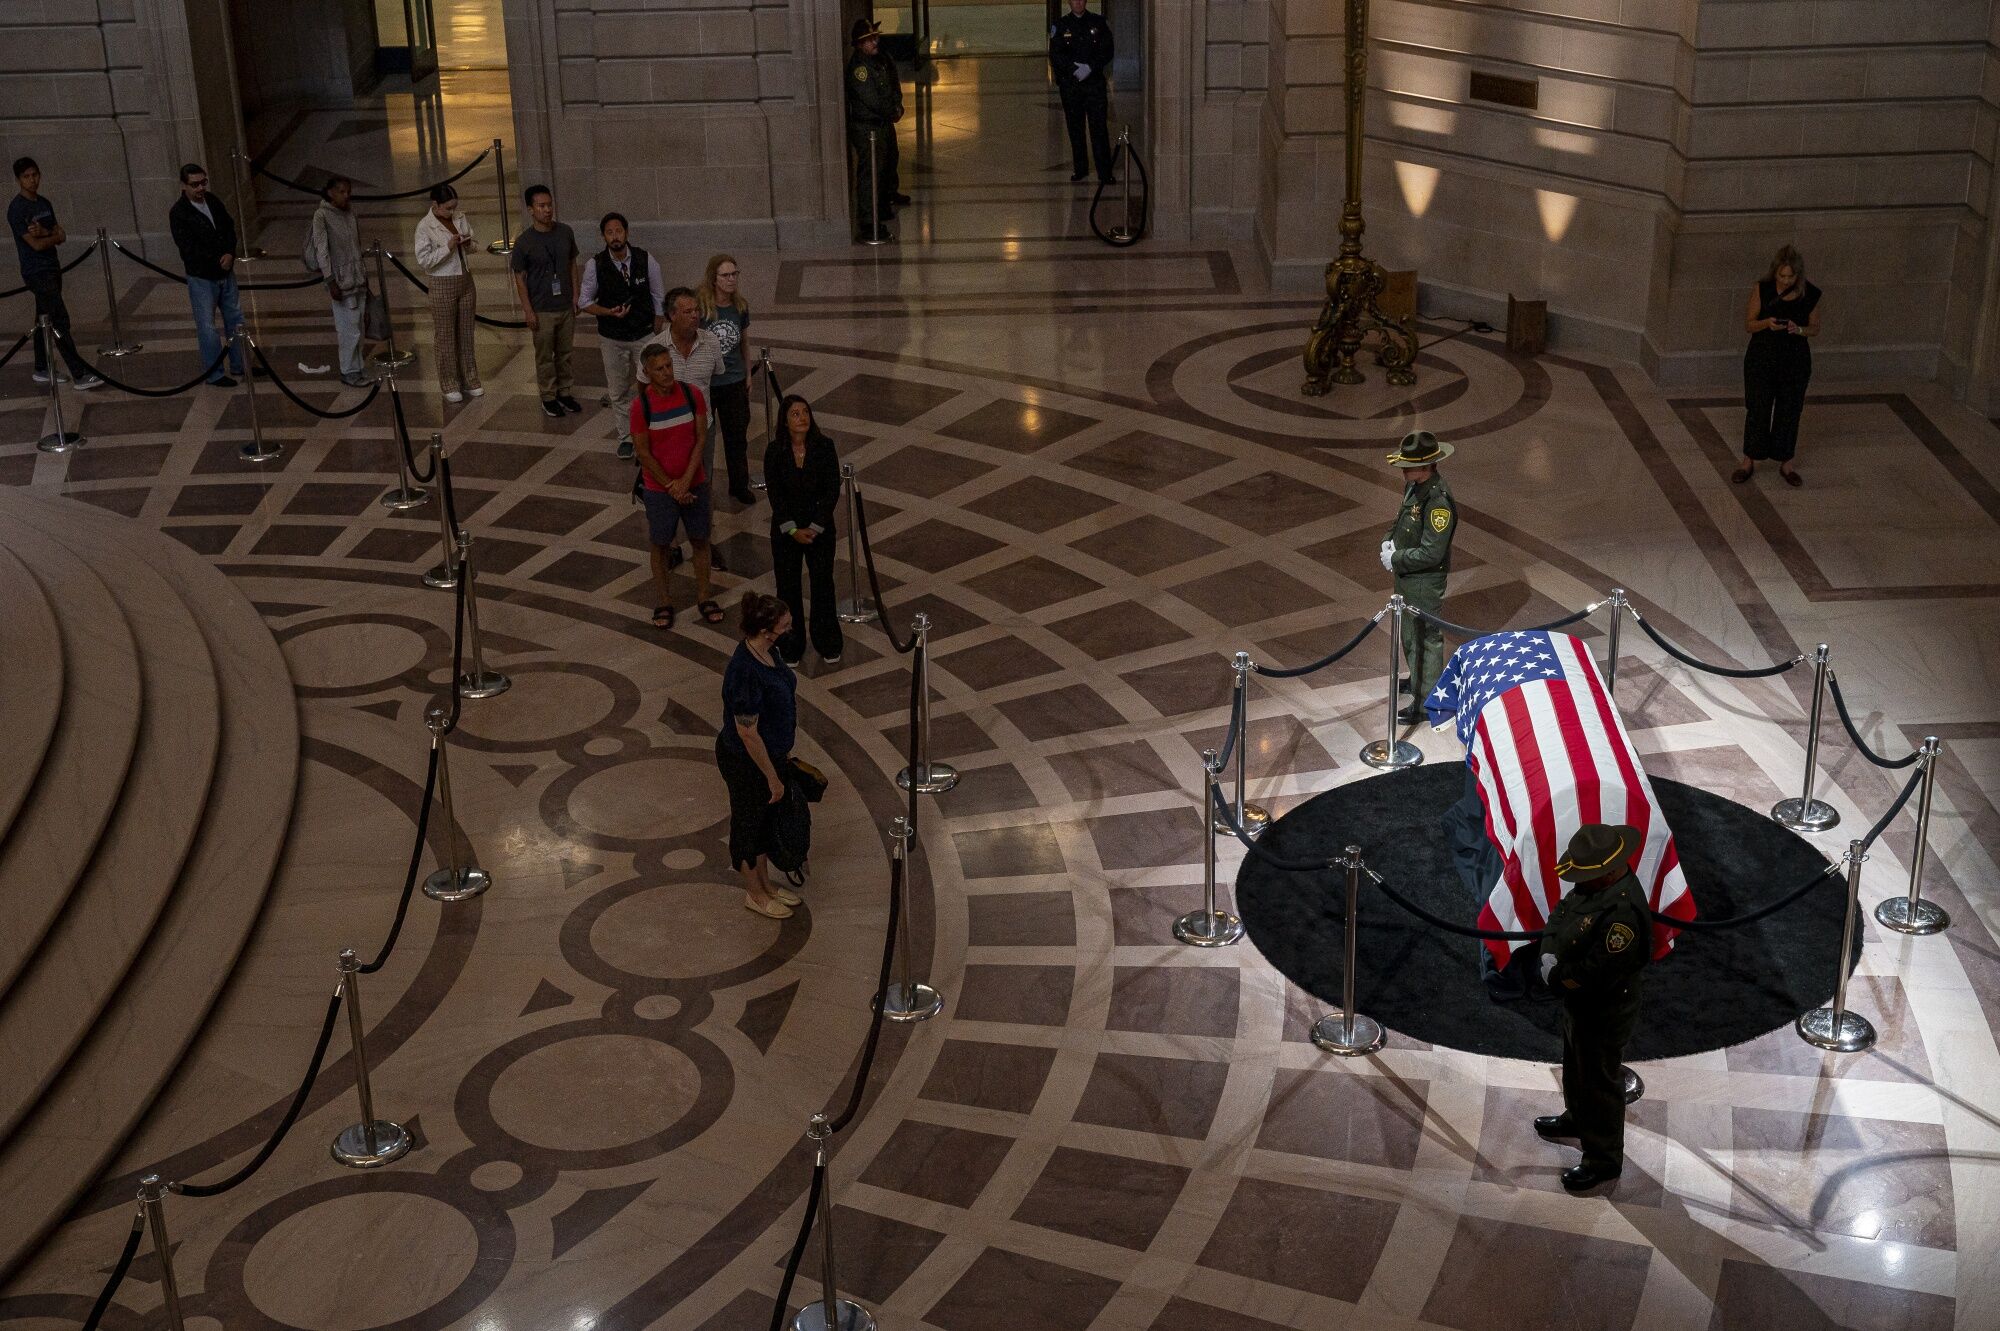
[3,55,2000,1331]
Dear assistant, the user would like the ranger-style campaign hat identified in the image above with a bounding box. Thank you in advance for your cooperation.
[1386,430,1454,467]
[1553,823,1641,882]
[851,18,882,43]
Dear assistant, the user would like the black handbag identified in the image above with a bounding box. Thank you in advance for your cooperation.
[789,755,828,803]
[763,777,813,877]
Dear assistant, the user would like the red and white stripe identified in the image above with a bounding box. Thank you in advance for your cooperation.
[1468,634,1693,966]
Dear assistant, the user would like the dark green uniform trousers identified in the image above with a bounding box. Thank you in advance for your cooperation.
[1395,577,1447,701]
[1559,986,1640,1170]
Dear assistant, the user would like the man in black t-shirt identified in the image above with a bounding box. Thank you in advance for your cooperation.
[8,158,100,389]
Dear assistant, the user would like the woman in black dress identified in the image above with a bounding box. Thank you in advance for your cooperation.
[1735,245,1822,487]
[717,592,802,919]
[764,394,845,666]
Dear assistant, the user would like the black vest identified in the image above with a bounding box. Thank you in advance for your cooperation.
[591,245,653,343]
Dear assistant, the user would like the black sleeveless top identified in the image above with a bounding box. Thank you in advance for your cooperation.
[1749,277,1819,356]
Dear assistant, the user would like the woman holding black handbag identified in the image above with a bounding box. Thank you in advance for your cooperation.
[718,592,805,919]
[764,394,845,665]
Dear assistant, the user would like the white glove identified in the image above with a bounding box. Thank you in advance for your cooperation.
[1379,540,1395,572]
[1073,62,1090,80]
[1539,951,1557,983]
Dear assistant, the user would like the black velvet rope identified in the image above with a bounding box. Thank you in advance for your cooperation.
[384,251,529,329]
[1362,864,1547,941]
[1647,864,1837,932]
[850,488,916,655]
[1210,786,1344,878]
[251,342,382,418]
[1827,671,1921,770]
[1409,601,1599,639]
[440,452,466,548]
[1213,688,1242,774]
[108,240,324,291]
[1859,762,1926,852]
[0,240,97,299]
[1254,612,1385,679]
[0,328,30,373]
[55,327,230,396]
[253,145,492,202]
[1088,140,1150,247]
[767,1156,826,1331]
[391,382,438,483]
[358,742,441,976]
[1629,609,1800,679]
[79,1211,144,1331]
[445,536,469,731]
[170,989,342,1197]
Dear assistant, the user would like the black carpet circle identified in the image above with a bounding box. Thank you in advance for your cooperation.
[1236,763,1852,1063]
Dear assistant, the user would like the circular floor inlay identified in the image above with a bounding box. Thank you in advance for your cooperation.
[634,994,682,1021]
[242,1190,477,1331]
[593,881,774,979]
[565,755,720,843]
[1237,764,1843,1062]
[451,667,622,746]
[469,1159,524,1192]
[489,1033,699,1151]
[282,620,428,691]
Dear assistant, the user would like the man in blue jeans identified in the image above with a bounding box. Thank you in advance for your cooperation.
[167,163,249,387]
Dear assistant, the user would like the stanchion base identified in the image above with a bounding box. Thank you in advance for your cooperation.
[1359,739,1423,771]
[422,563,461,590]
[1108,228,1134,242]
[1796,1006,1875,1053]
[331,1119,411,1169]
[1215,801,1271,839]
[372,348,417,370]
[1875,895,1949,935]
[458,670,512,700]
[1771,797,1840,833]
[882,981,943,1023]
[1621,1066,1643,1104]
[99,342,143,357]
[486,239,514,255]
[897,762,958,795]
[424,865,492,902]
[790,1299,875,1331]
[379,484,429,512]
[36,431,83,454]
[1310,1011,1386,1056]
[1173,909,1243,947]
[239,441,282,463]
[837,597,879,625]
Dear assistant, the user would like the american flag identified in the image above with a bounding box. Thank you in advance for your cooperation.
[1426,630,1694,966]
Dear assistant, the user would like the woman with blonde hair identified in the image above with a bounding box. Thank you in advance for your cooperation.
[698,254,756,506]
[1735,244,1822,487]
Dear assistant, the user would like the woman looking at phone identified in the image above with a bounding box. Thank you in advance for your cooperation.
[1735,245,1821,487]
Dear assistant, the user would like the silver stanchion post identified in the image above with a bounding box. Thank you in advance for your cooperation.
[1876,736,1949,934]
[761,346,777,452]
[1175,749,1244,946]
[330,948,412,1168]
[896,614,959,794]
[1311,846,1385,1054]
[136,1175,188,1331]
[880,815,941,1021]
[1109,125,1135,242]
[455,531,511,699]
[1360,594,1422,770]
[1214,651,1270,839]
[1604,587,1626,694]
[229,148,265,260]
[1796,838,1875,1052]
[1772,643,1839,832]
[236,327,280,463]
[369,244,416,370]
[96,228,141,356]
[379,373,429,511]
[486,139,514,255]
[860,131,888,247]
[790,1114,876,1331]
[836,463,877,624]
[34,317,83,453]
[422,434,461,590]
[422,702,492,901]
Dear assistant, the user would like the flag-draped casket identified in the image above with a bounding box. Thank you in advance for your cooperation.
[1425,630,1695,966]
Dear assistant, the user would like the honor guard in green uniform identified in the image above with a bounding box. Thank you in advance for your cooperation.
[1534,823,1653,1194]
[1380,431,1457,723]
[844,20,905,242]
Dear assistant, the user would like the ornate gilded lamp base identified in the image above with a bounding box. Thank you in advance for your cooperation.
[1303,255,1418,395]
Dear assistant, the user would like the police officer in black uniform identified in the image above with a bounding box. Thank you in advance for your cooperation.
[844,19,906,241]
[1535,823,1653,1194]
[1049,0,1115,184]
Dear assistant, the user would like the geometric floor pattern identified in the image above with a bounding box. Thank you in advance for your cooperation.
[4,59,2000,1331]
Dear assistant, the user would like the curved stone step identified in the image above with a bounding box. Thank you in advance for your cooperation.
[0,495,223,1144]
[0,520,142,1002]
[0,541,64,840]
[0,493,300,1284]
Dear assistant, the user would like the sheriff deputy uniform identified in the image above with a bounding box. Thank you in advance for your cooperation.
[1381,430,1457,722]
[844,20,904,240]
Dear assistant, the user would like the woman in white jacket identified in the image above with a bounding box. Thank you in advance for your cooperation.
[413,184,482,402]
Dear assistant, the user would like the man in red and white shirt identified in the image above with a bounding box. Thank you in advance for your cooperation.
[631,343,721,630]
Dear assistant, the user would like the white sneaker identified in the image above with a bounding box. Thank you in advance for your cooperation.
[72,374,103,390]
[444,389,464,404]
[465,385,485,398]
[30,371,51,385]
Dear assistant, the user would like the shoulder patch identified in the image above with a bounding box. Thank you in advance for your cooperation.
[1605,923,1635,953]
[853,65,869,82]
[1428,507,1452,533]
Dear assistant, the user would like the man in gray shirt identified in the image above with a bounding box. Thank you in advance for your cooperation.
[509,183,581,417]
[306,176,369,386]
